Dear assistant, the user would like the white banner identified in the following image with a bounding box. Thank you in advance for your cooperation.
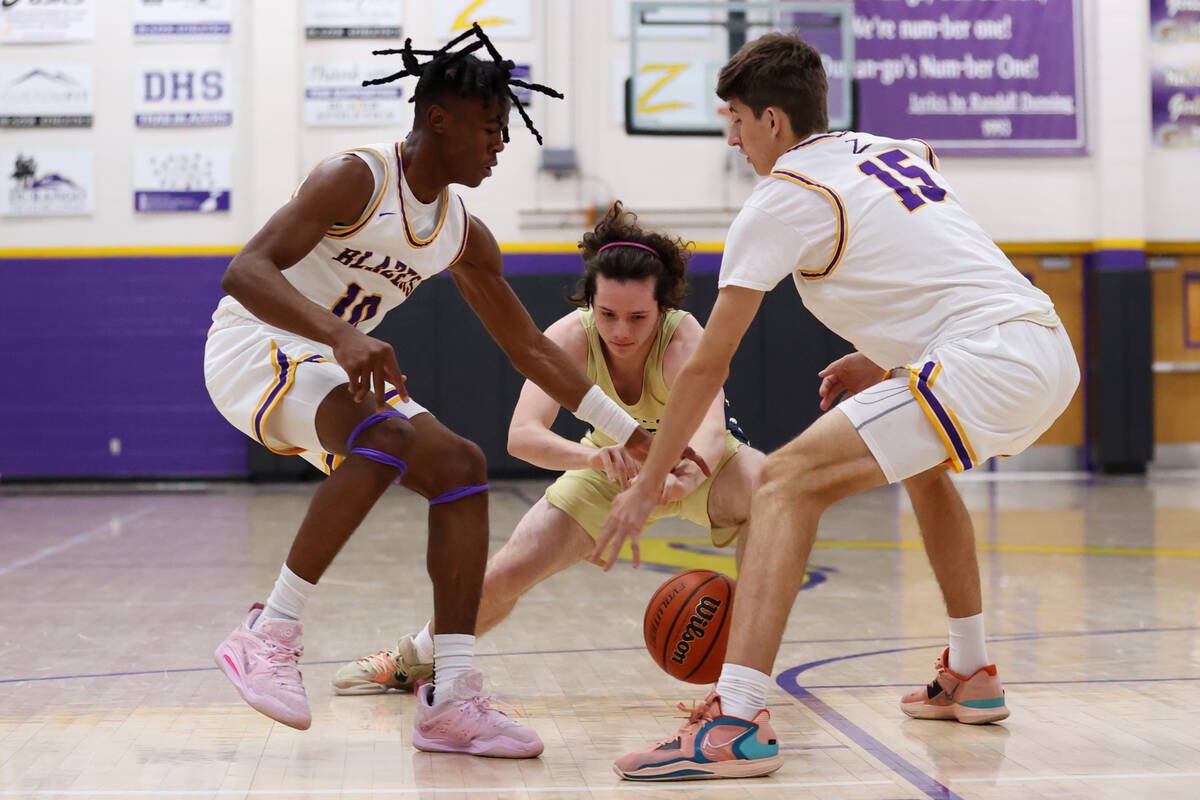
[0,0,95,43]
[304,60,406,128]
[305,0,402,39]
[0,64,93,128]
[133,0,232,40]
[612,0,715,40]
[134,147,231,213]
[435,0,531,41]
[1,149,94,217]
[134,63,233,127]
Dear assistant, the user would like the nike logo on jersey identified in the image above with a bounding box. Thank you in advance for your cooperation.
[379,212,396,217]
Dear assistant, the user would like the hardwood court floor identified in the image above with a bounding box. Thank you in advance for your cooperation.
[1,472,1198,799]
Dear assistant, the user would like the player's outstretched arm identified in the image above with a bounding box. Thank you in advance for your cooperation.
[450,215,648,450]
[591,285,763,570]
[505,314,644,486]
[220,155,407,406]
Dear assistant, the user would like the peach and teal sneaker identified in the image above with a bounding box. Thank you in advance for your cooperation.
[900,647,1009,724]
[613,692,783,781]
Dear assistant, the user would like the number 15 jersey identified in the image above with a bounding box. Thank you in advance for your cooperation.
[717,131,1059,370]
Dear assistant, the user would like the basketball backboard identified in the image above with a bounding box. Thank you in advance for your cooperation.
[625,1,854,136]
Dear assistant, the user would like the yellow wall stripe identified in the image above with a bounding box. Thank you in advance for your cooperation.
[3,241,1199,259]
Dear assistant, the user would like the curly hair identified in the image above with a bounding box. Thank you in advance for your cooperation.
[567,202,691,311]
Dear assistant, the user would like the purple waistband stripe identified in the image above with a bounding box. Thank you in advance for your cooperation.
[429,483,490,505]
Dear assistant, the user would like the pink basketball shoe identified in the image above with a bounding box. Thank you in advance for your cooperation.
[412,671,543,758]
[214,603,311,730]
[613,692,783,781]
[900,647,1009,724]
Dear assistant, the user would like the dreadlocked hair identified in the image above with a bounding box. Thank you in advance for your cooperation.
[568,202,692,311]
[363,22,563,145]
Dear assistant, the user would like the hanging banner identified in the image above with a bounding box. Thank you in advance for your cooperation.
[134,147,231,213]
[807,0,1085,155]
[0,64,94,128]
[304,60,405,127]
[0,0,95,43]
[133,0,232,40]
[304,0,402,39]
[1,149,94,217]
[134,64,233,127]
[1151,0,1200,148]
[435,0,532,41]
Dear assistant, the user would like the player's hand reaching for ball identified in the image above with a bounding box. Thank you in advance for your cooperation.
[623,428,711,477]
[589,445,641,489]
[331,326,409,410]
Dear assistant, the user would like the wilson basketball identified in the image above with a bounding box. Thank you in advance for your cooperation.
[643,569,735,684]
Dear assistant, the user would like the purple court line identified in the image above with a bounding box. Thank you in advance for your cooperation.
[2,624,1195,686]
[785,684,961,800]
[774,626,1200,800]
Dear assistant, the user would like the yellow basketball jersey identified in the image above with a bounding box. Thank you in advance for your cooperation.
[579,307,688,448]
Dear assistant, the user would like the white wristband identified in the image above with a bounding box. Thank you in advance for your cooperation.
[574,384,640,445]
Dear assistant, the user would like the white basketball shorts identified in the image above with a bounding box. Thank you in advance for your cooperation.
[838,320,1079,483]
[204,315,428,474]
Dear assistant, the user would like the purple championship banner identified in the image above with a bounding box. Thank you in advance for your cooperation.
[1151,0,1200,148]
[799,0,1085,156]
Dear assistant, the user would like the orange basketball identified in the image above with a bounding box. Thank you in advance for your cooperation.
[643,569,736,684]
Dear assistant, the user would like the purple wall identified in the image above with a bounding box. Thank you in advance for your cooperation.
[0,251,720,480]
[0,255,244,479]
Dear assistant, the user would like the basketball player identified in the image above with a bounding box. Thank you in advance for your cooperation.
[331,203,763,696]
[203,28,697,756]
[595,33,1079,780]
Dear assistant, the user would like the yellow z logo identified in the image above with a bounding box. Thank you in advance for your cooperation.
[453,0,512,31]
[637,64,691,114]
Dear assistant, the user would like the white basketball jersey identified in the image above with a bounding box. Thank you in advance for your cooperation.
[214,142,469,334]
[718,131,1059,369]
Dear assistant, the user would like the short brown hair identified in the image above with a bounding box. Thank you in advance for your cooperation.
[716,32,828,137]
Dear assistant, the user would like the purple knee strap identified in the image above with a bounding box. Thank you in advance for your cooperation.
[346,409,409,452]
[429,483,490,505]
[350,447,408,484]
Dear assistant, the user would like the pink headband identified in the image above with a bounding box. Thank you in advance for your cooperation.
[597,241,660,258]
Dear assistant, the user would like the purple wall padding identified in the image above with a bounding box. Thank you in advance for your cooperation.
[0,255,246,479]
[0,250,724,479]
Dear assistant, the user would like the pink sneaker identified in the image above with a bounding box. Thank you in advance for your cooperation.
[613,692,782,781]
[412,671,543,758]
[214,603,311,730]
[900,647,1009,724]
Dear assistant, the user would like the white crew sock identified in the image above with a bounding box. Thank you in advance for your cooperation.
[413,621,435,663]
[948,612,989,675]
[715,663,770,720]
[432,633,475,705]
[255,564,315,629]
